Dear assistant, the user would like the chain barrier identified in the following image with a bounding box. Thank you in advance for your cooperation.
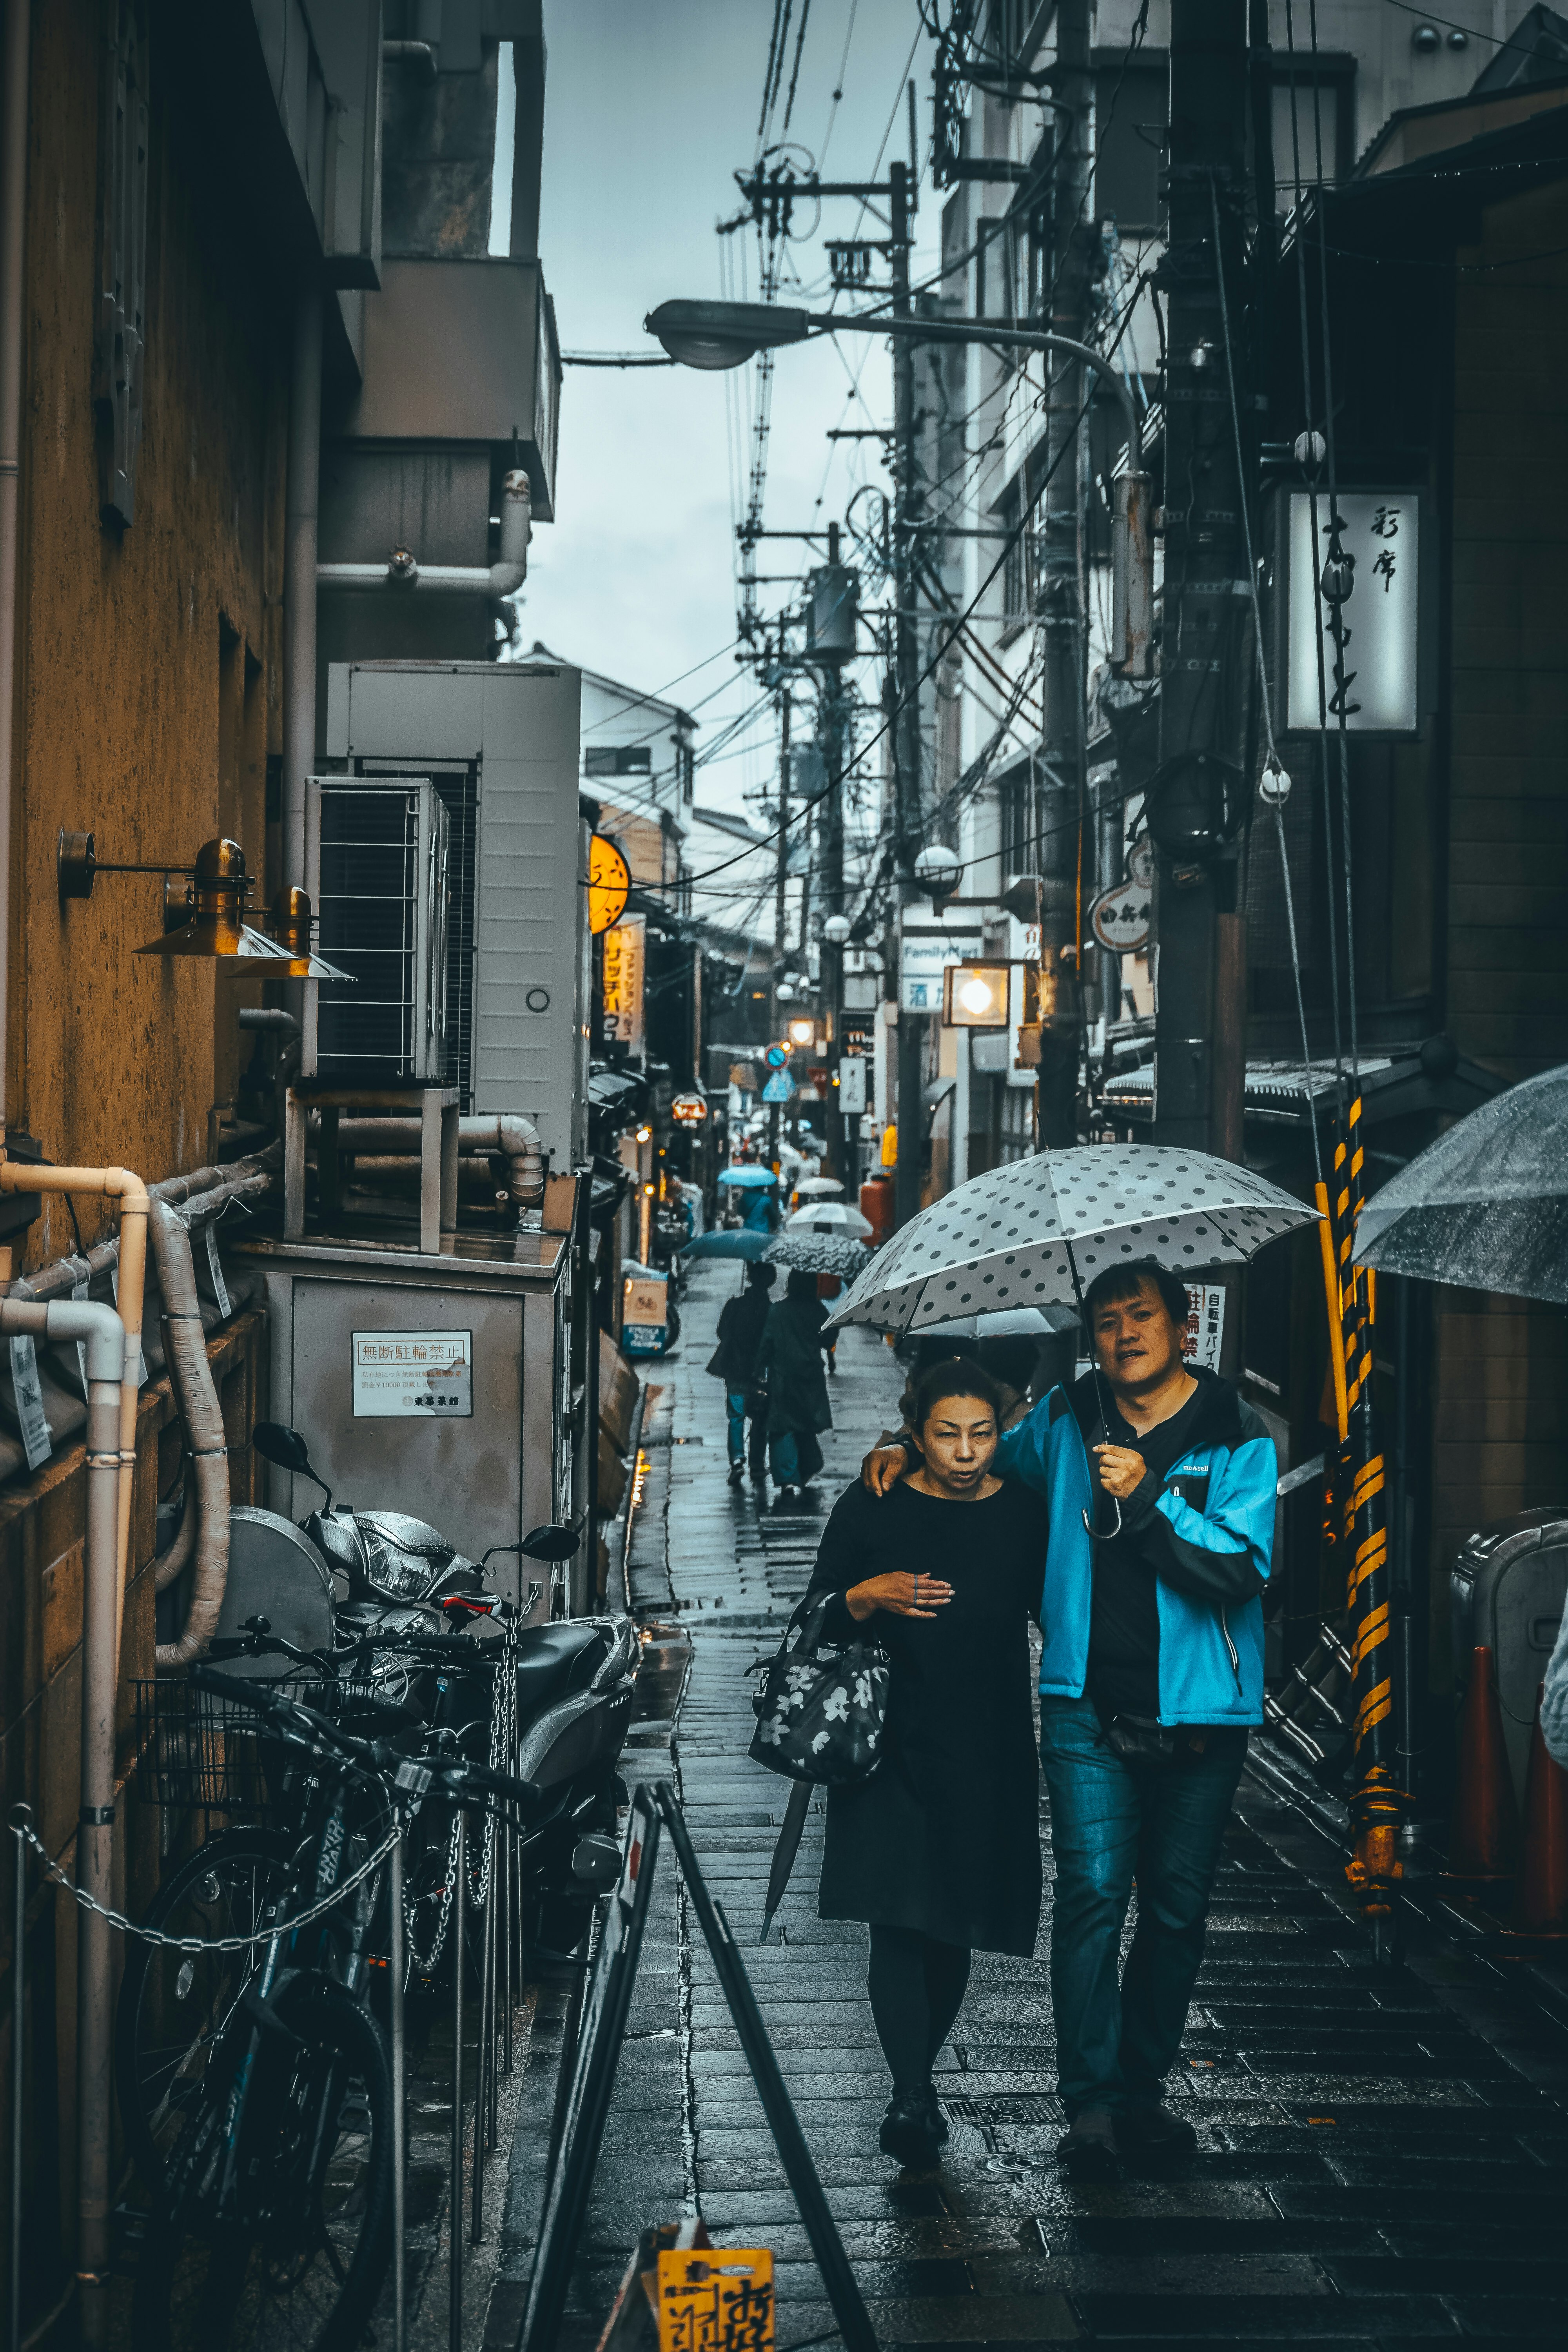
[403,1620,517,1973]
[14,1809,403,1953]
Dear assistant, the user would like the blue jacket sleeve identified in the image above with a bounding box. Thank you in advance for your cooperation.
[994,1392,1054,1499]
[1130,1432,1276,1604]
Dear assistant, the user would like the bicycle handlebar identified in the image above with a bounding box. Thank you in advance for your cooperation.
[189,1663,544,1822]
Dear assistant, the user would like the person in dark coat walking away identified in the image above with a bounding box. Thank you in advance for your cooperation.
[806,1360,1048,2169]
[863,1261,1277,2180]
[705,1261,776,1486]
[755,1267,834,1497]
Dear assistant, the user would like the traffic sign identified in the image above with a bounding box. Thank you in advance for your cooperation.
[763,1044,789,1070]
[761,1072,795,1103]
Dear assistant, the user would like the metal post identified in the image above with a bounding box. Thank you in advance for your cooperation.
[486,1849,500,2144]
[389,1827,407,2352]
[890,153,925,1234]
[501,1822,514,2078]
[1152,0,1252,1150]
[471,1828,494,2243]
[448,1808,465,2352]
[9,1808,26,2352]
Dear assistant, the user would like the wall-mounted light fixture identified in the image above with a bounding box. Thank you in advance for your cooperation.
[58,832,351,979]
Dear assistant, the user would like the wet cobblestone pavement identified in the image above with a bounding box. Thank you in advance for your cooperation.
[495,1266,1568,2348]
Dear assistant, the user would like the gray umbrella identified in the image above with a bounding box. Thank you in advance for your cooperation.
[822,1145,1317,1336]
[1354,1062,1568,1301]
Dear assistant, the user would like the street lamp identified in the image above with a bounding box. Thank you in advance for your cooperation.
[645,298,1144,469]
[645,296,1151,701]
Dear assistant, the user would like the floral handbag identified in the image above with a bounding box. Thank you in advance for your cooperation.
[747,1592,891,1785]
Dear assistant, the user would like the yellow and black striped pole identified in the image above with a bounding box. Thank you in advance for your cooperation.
[1319,1094,1404,1932]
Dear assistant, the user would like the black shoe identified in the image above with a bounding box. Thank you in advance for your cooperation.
[923,2083,950,2144]
[1056,2107,1121,2182]
[727,1463,745,1488]
[1116,2103,1198,2161]
[879,2090,941,2170]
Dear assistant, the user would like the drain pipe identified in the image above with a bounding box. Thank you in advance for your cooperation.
[316,468,531,601]
[148,1201,231,1666]
[0,1296,123,2347]
[283,288,322,893]
[0,1165,148,1665]
[0,0,33,1137]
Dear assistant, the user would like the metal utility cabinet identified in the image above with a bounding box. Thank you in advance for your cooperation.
[235,1229,579,1614]
[323,657,589,1172]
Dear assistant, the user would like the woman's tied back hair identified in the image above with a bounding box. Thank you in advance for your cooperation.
[910,1357,1003,1439]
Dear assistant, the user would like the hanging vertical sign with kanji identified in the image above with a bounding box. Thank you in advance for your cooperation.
[1180,1283,1226,1374]
[657,2249,775,2352]
[1283,490,1422,734]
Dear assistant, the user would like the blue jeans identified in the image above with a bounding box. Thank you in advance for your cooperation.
[769,1427,823,1487]
[725,1388,747,1468]
[1038,1693,1246,2118]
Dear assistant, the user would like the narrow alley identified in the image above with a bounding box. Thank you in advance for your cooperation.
[495,1266,1568,2349]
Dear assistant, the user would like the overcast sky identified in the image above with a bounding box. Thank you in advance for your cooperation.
[520,1,943,824]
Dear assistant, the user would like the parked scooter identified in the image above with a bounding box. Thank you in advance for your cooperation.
[235,1421,641,1948]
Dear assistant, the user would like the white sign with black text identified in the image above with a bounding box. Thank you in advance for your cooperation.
[1180,1284,1226,1374]
[352,1330,474,1419]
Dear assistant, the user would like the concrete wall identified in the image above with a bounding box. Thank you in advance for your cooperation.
[11,0,289,1262]
[1427,174,1568,1669]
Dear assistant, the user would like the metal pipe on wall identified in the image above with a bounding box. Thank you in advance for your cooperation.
[0,1300,123,2350]
[0,0,33,1134]
[283,286,323,892]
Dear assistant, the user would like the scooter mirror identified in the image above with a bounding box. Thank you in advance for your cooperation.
[518,1522,581,1563]
[252,1421,314,1473]
[252,1421,332,1509]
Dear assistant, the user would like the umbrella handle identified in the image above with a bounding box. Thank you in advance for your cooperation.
[1082,1494,1123,1544]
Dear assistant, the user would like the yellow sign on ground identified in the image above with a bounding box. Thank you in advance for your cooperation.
[588,832,631,934]
[655,2247,774,2352]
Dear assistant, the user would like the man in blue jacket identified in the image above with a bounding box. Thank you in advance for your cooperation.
[864,1258,1276,2179]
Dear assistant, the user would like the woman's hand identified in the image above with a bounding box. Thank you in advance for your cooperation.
[846,1571,954,1621]
[860,1443,912,1495]
[1093,1443,1147,1500]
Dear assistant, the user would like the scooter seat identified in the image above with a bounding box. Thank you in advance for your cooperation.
[514,1621,607,1717]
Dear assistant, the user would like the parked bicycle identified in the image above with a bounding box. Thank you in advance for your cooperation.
[129,1664,538,2352]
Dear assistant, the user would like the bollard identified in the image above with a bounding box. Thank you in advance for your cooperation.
[501,1822,514,2079]
[389,1826,408,2352]
[471,1822,494,2245]
[9,1808,27,2352]
[449,1808,466,2352]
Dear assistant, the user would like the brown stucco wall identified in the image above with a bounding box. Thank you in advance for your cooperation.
[11,0,289,1261]
[0,4,301,2321]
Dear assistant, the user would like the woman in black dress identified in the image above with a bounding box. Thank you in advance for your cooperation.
[804,1359,1047,2167]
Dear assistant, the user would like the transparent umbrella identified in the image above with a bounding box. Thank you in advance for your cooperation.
[786,1201,874,1239]
[1354,1063,1568,1301]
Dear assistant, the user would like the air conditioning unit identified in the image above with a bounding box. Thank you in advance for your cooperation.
[303,777,450,1084]
[322,659,587,1171]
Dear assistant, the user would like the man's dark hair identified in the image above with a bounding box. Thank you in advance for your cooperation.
[745,1260,777,1288]
[785,1266,818,1301]
[1082,1257,1191,1330]
[910,1358,1002,1436]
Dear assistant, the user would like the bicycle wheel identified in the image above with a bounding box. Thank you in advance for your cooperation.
[134,1986,393,2352]
[115,1829,294,2194]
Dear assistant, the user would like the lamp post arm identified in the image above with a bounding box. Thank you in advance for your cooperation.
[814,312,1142,469]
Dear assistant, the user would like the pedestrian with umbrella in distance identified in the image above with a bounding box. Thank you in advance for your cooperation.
[705,1260,777,1488]
[844,1145,1316,2180]
[755,1267,837,1499]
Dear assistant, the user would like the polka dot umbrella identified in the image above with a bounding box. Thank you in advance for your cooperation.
[823,1145,1319,1530]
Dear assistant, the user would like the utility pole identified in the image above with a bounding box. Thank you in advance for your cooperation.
[818,529,847,1184]
[1152,0,1251,1156]
[890,148,926,1232]
[1035,0,1093,1151]
[770,692,791,1167]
